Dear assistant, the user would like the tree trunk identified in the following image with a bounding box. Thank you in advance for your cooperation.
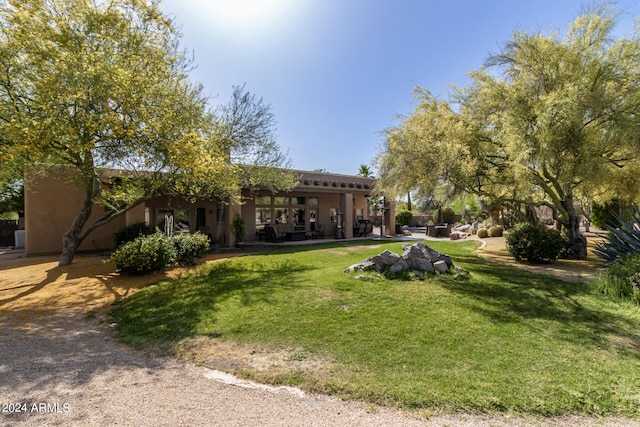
[59,173,95,266]
[560,196,587,260]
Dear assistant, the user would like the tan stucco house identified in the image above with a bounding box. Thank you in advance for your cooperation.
[24,167,395,256]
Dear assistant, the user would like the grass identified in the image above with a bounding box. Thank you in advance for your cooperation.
[110,240,640,416]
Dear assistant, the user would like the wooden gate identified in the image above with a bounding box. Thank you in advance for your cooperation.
[0,220,18,247]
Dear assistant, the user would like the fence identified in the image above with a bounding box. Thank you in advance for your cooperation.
[0,220,19,247]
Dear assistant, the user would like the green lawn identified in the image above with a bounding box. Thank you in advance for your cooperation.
[111,240,640,416]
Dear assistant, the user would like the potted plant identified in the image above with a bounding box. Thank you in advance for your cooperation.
[232,214,246,246]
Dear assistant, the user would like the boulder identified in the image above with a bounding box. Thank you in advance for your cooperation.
[372,250,401,266]
[346,242,464,278]
[344,258,376,273]
[389,259,409,273]
[433,260,449,273]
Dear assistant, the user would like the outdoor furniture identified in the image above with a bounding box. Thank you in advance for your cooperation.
[435,224,450,237]
[286,230,307,241]
[311,224,325,239]
[364,222,373,236]
[264,225,285,243]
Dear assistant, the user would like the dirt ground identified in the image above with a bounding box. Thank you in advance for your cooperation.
[3,234,633,427]
[0,232,604,317]
[473,230,606,283]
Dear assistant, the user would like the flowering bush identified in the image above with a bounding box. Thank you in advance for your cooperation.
[506,223,567,264]
[111,232,176,274]
[171,231,210,265]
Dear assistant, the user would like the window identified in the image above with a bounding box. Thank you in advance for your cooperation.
[355,208,363,221]
[292,208,305,229]
[255,195,271,205]
[292,196,305,205]
[274,196,289,206]
[255,207,271,230]
[330,208,337,223]
[275,208,288,224]
[309,209,317,230]
[308,197,318,206]
[196,207,206,228]
[156,208,190,232]
[217,208,226,222]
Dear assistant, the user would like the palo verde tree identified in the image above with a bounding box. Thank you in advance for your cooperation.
[0,0,295,265]
[217,84,298,194]
[377,5,640,259]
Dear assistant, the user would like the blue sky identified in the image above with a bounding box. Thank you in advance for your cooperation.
[159,0,639,176]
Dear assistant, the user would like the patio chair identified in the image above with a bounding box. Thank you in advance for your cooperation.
[364,222,373,237]
[264,225,285,243]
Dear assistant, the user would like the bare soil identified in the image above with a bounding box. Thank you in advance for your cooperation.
[2,236,636,426]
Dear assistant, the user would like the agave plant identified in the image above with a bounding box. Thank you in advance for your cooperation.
[594,203,640,264]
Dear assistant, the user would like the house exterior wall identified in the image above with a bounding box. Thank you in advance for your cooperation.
[24,167,382,255]
[240,170,378,241]
[24,166,126,255]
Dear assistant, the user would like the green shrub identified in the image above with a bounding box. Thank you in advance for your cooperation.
[488,225,503,237]
[592,198,622,229]
[113,222,152,247]
[442,207,456,224]
[477,228,488,238]
[172,232,210,265]
[505,223,567,264]
[111,232,176,275]
[395,209,413,226]
[592,254,640,305]
[594,203,640,265]
[232,214,247,243]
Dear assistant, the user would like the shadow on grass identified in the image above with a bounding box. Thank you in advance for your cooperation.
[446,256,640,357]
[111,257,315,345]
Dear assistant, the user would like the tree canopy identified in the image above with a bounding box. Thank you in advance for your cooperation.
[0,0,295,265]
[376,5,640,258]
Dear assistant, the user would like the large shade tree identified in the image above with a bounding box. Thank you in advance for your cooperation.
[377,6,640,259]
[0,0,296,265]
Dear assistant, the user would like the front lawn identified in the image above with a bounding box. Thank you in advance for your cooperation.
[111,240,640,416]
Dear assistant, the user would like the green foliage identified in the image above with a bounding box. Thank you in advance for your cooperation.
[110,232,176,275]
[376,6,640,258]
[111,240,640,415]
[592,199,622,229]
[232,214,247,242]
[592,254,640,305]
[0,1,295,266]
[171,232,210,265]
[357,164,374,178]
[395,209,413,225]
[594,203,640,264]
[113,222,153,248]
[0,180,23,215]
[506,223,568,264]
[441,207,456,224]
[488,225,503,237]
[477,228,488,238]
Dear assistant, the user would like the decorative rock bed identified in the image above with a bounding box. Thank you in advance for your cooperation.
[344,242,468,279]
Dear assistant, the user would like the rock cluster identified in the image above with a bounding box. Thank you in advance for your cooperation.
[345,242,466,278]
